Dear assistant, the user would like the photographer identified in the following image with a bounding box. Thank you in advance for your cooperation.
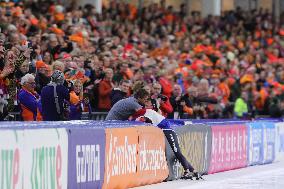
[168,84,193,119]
[150,82,173,117]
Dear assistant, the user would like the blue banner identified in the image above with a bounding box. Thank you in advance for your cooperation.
[247,121,276,165]
[261,122,275,164]
[67,127,106,189]
[247,122,263,165]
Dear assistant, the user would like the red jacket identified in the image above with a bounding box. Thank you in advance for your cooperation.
[98,80,113,110]
[160,98,173,117]
[159,77,173,98]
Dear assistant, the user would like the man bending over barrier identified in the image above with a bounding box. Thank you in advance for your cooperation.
[106,88,203,180]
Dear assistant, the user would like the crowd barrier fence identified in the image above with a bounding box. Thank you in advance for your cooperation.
[0,118,284,189]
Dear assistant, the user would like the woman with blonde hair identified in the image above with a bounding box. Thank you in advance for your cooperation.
[69,79,84,120]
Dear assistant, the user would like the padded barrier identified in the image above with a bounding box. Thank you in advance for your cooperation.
[275,122,284,161]
[246,121,276,165]
[165,124,212,181]
[103,126,168,189]
[0,127,68,189]
[1,119,284,189]
[67,127,105,189]
[208,124,247,174]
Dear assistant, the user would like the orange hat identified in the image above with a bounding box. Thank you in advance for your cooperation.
[12,6,22,17]
[36,61,48,69]
[50,27,64,35]
[30,18,39,26]
[69,34,84,45]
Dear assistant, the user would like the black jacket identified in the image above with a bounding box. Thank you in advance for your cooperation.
[110,88,127,106]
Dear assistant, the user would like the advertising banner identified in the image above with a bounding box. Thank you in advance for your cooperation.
[136,126,168,185]
[0,130,24,189]
[67,128,105,189]
[275,122,284,161]
[247,122,263,165]
[165,124,212,180]
[261,122,275,164]
[103,127,138,189]
[23,128,68,189]
[209,125,247,174]
[164,137,181,181]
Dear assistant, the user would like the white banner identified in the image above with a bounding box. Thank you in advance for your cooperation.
[275,123,284,161]
[23,128,68,189]
[0,130,24,189]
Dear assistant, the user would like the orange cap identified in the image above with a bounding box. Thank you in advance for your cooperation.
[36,61,48,69]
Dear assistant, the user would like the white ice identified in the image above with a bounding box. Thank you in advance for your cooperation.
[135,160,284,189]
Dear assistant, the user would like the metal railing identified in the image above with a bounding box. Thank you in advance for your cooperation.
[6,112,108,121]
[81,112,108,120]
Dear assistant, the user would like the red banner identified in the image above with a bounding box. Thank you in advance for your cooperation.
[209,125,247,174]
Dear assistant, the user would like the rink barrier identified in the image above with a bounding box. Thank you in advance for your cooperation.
[246,121,276,165]
[165,124,212,181]
[0,127,68,189]
[208,124,247,174]
[67,127,105,189]
[0,119,284,189]
[275,122,284,161]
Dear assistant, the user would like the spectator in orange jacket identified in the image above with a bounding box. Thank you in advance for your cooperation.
[18,74,42,121]
[98,68,114,111]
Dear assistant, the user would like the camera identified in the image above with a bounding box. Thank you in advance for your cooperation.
[158,94,168,102]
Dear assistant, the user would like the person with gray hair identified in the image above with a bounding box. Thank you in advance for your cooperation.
[40,70,70,121]
[18,73,41,121]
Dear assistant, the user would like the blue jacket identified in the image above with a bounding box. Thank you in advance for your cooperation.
[41,84,70,121]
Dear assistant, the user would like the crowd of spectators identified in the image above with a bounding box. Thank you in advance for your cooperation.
[0,0,283,121]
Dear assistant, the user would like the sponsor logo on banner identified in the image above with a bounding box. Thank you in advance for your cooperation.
[275,122,284,161]
[104,127,138,189]
[137,126,168,184]
[248,122,276,165]
[0,149,20,189]
[76,145,100,183]
[24,129,68,189]
[262,122,275,163]
[209,125,247,173]
[0,130,23,189]
[30,146,62,189]
[106,134,137,183]
[67,128,105,189]
[139,140,167,175]
[249,126,262,164]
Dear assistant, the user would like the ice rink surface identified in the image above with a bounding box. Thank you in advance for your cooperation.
[135,159,284,189]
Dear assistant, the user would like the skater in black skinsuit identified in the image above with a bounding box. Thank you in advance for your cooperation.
[132,109,203,180]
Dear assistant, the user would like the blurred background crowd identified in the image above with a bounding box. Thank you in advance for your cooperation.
[0,0,283,121]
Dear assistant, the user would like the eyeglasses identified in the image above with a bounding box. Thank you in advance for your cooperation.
[27,82,36,85]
